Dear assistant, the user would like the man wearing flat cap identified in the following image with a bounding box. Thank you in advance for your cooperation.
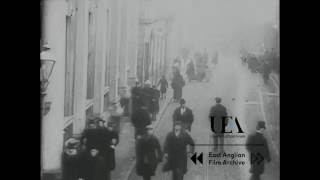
[246,121,271,180]
[135,124,162,180]
[62,138,81,180]
[173,98,194,132]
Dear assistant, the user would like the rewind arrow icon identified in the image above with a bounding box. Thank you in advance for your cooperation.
[191,152,203,165]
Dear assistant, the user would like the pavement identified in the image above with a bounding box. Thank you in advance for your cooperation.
[111,55,279,180]
[111,88,173,180]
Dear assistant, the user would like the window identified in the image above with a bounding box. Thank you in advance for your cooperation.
[87,12,95,99]
[64,14,76,117]
[105,9,111,87]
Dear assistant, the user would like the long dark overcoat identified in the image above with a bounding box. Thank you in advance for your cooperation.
[171,74,185,100]
[162,131,194,174]
[78,151,107,180]
[150,88,160,114]
[158,78,169,93]
[173,107,194,131]
[96,127,119,171]
[136,134,163,177]
[80,128,100,151]
[141,87,154,113]
[209,104,228,134]
[131,107,151,129]
[61,151,81,180]
[131,86,143,112]
[246,132,271,175]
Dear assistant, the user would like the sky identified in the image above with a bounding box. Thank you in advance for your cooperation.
[147,0,279,54]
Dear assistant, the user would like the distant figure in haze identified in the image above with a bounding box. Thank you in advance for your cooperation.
[209,97,228,153]
[157,75,169,100]
[246,121,271,180]
[131,81,143,112]
[186,60,196,81]
[171,70,185,103]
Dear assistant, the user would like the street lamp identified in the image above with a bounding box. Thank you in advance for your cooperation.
[41,43,56,116]
[41,44,55,93]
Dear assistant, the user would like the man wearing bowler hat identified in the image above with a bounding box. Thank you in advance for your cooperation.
[246,121,271,180]
[173,98,194,132]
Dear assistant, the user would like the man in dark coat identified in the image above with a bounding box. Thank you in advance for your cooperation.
[142,80,154,115]
[80,120,100,152]
[79,148,107,180]
[186,61,196,81]
[173,99,194,132]
[163,122,195,180]
[79,120,108,180]
[136,124,162,180]
[131,102,152,139]
[157,75,169,99]
[246,121,271,180]
[150,85,160,121]
[96,119,119,180]
[171,71,185,102]
[209,97,228,152]
[62,138,81,180]
[131,81,143,113]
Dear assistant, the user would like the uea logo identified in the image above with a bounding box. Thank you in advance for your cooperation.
[210,116,244,133]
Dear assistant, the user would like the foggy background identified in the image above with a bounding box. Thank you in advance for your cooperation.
[147,0,279,55]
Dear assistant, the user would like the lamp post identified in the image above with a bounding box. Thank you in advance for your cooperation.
[41,44,56,116]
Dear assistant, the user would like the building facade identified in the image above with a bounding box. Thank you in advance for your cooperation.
[136,0,172,84]
[40,0,172,177]
[40,0,141,176]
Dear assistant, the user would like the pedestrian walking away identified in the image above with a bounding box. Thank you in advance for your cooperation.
[173,98,194,132]
[157,75,169,100]
[209,97,228,153]
[171,70,185,103]
[131,102,152,139]
[162,122,195,180]
[151,85,160,121]
[246,121,271,180]
[136,124,163,180]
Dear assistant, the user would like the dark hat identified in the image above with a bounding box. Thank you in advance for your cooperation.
[179,98,186,104]
[256,121,266,130]
[215,97,222,103]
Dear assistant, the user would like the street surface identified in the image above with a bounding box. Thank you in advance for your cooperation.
[125,54,279,180]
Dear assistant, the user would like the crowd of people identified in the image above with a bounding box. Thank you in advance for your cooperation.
[62,118,119,180]
[62,67,271,180]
